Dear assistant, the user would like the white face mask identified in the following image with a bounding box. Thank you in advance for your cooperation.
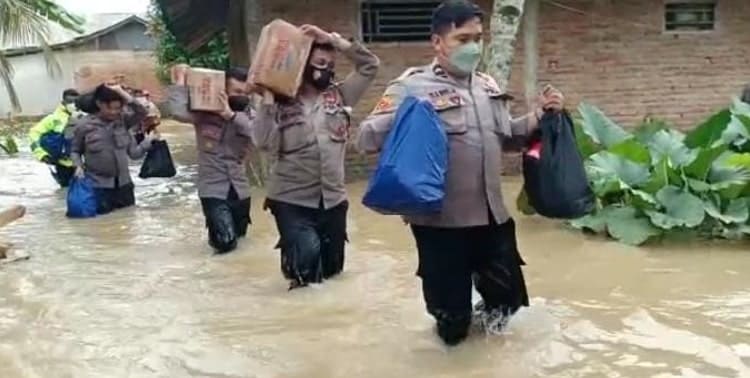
[65,103,77,114]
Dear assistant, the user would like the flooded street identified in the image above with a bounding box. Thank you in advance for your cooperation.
[3,123,750,378]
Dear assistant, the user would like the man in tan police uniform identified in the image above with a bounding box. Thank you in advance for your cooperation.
[254,24,379,289]
[358,0,564,345]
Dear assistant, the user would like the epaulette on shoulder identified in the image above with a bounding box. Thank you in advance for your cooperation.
[391,67,425,84]
[475,71,514,100]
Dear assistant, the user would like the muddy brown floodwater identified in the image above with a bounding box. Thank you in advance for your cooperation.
[2,122,750,378]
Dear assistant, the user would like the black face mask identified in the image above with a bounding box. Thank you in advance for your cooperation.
[304,65,335,91]
[228,95,250,112]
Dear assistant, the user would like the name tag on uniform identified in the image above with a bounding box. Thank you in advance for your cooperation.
[427,88,463,111]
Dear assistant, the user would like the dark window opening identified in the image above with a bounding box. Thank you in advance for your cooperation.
[361,0,441,43]
[665,2,716,32]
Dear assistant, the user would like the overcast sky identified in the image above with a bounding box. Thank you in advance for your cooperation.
[56,0,150,15]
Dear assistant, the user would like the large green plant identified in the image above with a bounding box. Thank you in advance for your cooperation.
[147,0,229,84]
[528,99,750,246]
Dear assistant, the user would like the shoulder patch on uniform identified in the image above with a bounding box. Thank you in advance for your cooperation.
[475,72,502,95]
[371,94,397,115]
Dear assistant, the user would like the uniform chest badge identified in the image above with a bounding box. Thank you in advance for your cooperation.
[427,88,463,110]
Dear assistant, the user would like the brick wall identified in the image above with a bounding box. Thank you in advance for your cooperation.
[265,0,750,130]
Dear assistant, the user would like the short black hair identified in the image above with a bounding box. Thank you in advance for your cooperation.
[225,66,248,82]
[431,0,484,35]
[62,88,79,99]
[75,92,98,114]
[93,84,124,105]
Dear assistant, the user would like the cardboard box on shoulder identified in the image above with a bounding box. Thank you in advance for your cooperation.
[250,19,313,98]
[186,68,225,112]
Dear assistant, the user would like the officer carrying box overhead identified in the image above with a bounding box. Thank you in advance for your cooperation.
[253,24,380,290]
[358,0,564,346]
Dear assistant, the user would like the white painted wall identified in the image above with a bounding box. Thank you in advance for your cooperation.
[0,49,77,117]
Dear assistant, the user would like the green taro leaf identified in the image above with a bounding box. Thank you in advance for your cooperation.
[570,213,607,233]
[609,138,651,164]
[703,197,749,225]
[573,119,601,158]
[604,206,661,246]
[684,109,731,149]
[578,102,630,148]
[720,115,750,147]
[646,186,706,229]
[633,119,669,144]
[685,145,728,179]
[587,151,651,189]
[644,129,697,167]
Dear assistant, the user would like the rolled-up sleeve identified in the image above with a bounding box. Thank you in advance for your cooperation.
[166,85,196,124]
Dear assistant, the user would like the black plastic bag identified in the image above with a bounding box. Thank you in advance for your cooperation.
[522,110,594,219]
[138,140,177,178]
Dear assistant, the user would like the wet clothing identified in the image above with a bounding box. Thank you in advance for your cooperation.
[200,186,251,254]
[29,104,76,187]
[166,86,255,200]
[50,164,75,188]
[166,85,255,254]
[70,101,151,190]
[253,38,377,285]
[266,199,348,288]
[95,180,136,214]
[358,62,531,345]
[412,217,528,345]
[358,61,530,228]
[253,39,380,210]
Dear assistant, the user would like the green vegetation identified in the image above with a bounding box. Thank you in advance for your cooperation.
[147,0,229,84]
[554,99,750,245]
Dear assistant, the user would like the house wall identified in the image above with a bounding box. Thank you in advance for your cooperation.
[75,22,155,51]
[0,23,160,117]
[258,0,750,130]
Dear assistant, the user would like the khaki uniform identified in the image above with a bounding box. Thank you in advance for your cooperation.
[166,86,255,200]
[358,61,531,228]
[253,40,380,210]
[70,101,151,188]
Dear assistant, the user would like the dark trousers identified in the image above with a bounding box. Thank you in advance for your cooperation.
[266,199,348,289]
[200,186,251,254]
[411,217,529,345]
[51,164,75,188]
[95,182,136,215]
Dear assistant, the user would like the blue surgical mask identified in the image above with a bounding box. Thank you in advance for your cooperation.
[449,42,483,76]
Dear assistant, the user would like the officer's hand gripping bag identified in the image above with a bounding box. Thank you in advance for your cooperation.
[522,110,594,219]
[66,176,97,218]
[362,96,448,215]
[39,132,67,162]
[139,140,177,179]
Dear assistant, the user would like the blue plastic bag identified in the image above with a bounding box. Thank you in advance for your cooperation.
[362,96,448,215]
[66,176,98,218]
[39,132,67,162]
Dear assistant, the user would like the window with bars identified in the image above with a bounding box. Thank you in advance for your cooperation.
[361,0,441,43]
[665,1,716,32]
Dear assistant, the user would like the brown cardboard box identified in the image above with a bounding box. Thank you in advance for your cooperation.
[250,19,314,98]
[186,68,225,112]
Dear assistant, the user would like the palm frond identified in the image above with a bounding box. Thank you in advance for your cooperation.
[0,0,84,112]
[0,52,20,112]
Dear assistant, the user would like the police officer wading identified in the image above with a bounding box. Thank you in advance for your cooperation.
[168,66,256,255]
[71,84,160,215]
[254,25,379,290]
[358,0,564,346]
[29,89,80,188]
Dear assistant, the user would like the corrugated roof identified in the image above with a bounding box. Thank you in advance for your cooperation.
[1,13,147,52]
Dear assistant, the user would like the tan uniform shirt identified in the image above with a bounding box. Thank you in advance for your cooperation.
[357,62,530,228]
[166,86,255,200]
[70,101,151,188]
[253,40,379,210]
